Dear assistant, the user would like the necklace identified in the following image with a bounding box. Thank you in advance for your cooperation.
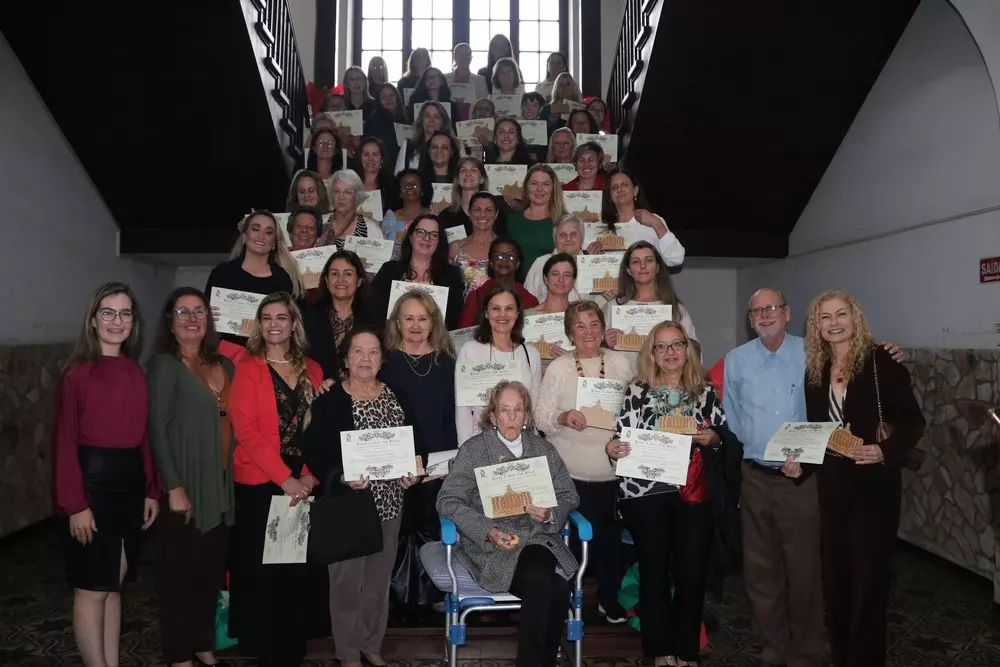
[266,357,291,364]
[574,349,605,378]
[403,351,433,377]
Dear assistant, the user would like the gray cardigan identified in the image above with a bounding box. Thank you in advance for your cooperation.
[146,353,236,533]
[436,429,580,593]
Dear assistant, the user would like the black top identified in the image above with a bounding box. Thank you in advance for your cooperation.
[368,260,466,331]
[397,75,421,92]
[378,350,458,454]
[439,202,511,238]
[363,112,403,171]
[300,302,377,380]
[205,258,294,345]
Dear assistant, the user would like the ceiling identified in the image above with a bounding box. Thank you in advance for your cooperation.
[624,0,921,258]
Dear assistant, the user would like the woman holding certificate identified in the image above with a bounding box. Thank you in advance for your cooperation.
[602,241,697,371]
[535,301,633,623]
[418,131,461,184]
[505,164,566,272]
[303,326,422,667]
[447,190,499,298]
[395,100,452,174]
[408,67,461,124]
[562,142,607,192]
[524,253,576,317]
[484,118,536,167]
[586,169,685,266]
[286,169,331,214]
[351,136,399,214]
[455,284,542,445]
[316,170,376,249]
[147,287,234,667]
[605,321,739,667]
[524,213,585,303]
[206,210,299,359]
[369,213,466,331]
[301,250,374,379]
[381,169,432,259]
[228,292,324,666]
[457,238,539,328]
[798,290,924,667]
[437,380,580,667]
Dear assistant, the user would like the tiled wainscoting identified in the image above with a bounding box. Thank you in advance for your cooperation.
[899,349,1000,604]
[0,343,72,538]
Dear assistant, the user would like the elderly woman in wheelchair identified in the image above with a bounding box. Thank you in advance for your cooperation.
[434,380,589,667]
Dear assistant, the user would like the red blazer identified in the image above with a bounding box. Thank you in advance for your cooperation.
[230,355,324,486]
[562,172,606,192]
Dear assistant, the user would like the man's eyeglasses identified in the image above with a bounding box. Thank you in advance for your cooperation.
[491,252,519,262]
[749,304,786,319]
[97,308,134,323]
[413,229,440,240]
[653,340,688,354]
[174,307,208,321]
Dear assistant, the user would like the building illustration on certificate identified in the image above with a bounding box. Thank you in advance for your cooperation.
[491,486,533,518]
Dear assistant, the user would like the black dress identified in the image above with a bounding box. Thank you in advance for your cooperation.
[205,258,294,347]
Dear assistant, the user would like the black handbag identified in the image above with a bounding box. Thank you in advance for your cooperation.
[307,471,383,564]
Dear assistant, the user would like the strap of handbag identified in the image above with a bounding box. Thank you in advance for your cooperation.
[873,354,893,444]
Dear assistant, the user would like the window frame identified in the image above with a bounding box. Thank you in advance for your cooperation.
[352,0,569,86]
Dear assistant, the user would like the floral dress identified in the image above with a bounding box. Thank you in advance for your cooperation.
[453,242,491,298]
[269,366,310,475]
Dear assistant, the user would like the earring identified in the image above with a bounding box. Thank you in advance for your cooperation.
[521,424,527,431]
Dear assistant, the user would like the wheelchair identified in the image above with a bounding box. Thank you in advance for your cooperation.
[419,511,593,667]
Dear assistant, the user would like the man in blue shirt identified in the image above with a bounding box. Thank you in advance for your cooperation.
[724,288,821,667]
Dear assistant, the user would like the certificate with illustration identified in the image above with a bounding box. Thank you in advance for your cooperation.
[610,304,673,351]
[344,236,394,274]
[522,312,574,359]
[576,252,625,293]
[563,191,603,222]
[386,280,450,318]
[490,94,520,117]
[425,449,459,477]
[211,287,265,337]
[431,183,453,213]
[575,133,619,162]
[394,122,414,147]
[445,225,467,243]
[456,360,521,406]
[475,456,558,519]
[545,162,578,184]
[518,120,548,146]
[324,110,363,136]
[449,326,477,351]
[582,221,639,251]
[485,164,527,199]
[575,378,627,430]
[272,212,292,247]
[290,246,337,289]
[262,496,311,564]
[763,422,838,465]
[357,189,384,222]
[615,427,692,485]
[455,118,494,150]
[449,82,474,103]
[341,425,418,481]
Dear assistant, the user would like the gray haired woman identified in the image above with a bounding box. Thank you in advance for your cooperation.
[318,169,376,249]
[524,213,585,302]
[437,380,580,667]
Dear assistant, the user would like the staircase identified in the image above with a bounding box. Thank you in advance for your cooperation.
[0,0,309,256]
[605,0,922,259]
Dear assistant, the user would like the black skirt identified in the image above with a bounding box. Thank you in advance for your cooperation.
[64,446,145,591]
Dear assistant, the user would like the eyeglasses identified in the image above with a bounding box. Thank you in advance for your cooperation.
[491,251,519,261]
[97,308,134,323]
[402,182,421,190]
[749,304,786,319]
[413,229,440,240]
[174,307,208,321]
[316,140,336,149]
[331,189,355,198]
[653,340,687,353]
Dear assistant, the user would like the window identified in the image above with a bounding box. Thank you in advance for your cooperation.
[353,0,567,88]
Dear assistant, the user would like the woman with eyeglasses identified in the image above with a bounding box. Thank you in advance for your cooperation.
[286,169,331,214]
[602,241,696,373]
[317,169,376,249]
[147,287,234,667]
[505,164,566,273]
[455,284,542,445]
[228,292,324,666]
[588,169,685,267]
[418,130,461,185]
[301,250,374,379]
[448,191,499,298]
[367,56,388,99]
[381,169,432,259]
[307,127,346,198]
[524,214,584,303]
[53,282,160,667]
[605,321,739,667]
[457,237,539,328]
[370,213,466,330]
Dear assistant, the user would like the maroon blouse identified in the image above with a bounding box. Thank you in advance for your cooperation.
[51,355,161,516]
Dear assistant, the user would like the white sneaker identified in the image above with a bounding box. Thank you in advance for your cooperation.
[597,603,628,624]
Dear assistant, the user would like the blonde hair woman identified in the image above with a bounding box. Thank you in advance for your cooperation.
[547,127,576,163]
[797,290,924,667]
[605,321,739,667]
[505,163,566,271]
[228,291,324,665]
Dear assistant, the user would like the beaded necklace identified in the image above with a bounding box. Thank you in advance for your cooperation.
[573,349,605,378]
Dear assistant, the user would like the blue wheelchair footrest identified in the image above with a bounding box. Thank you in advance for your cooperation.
[567,619,583,641]
[449,623,467,645]
[459,596,498,610]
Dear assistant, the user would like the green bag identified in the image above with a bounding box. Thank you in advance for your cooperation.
[215,591,238,651]
[618,562,642,631]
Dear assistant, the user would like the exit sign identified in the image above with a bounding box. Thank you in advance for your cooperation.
[981,256,1000,283]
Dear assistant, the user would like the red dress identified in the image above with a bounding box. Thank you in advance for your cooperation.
[52,355,161,590]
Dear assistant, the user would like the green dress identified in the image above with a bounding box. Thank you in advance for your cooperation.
[506,212,554,276]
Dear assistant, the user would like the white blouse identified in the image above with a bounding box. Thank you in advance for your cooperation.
[455,339,543,447]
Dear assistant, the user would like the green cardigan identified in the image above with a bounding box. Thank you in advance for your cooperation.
[146,353,236,533]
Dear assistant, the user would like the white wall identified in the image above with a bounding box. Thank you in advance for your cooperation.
[288,0,317,84]
[737,0,1000,350]
[0,35,175,349]
[674,267,738,366]
[600,0,624,96]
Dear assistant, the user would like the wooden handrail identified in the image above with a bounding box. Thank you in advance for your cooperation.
[605,0,662,161]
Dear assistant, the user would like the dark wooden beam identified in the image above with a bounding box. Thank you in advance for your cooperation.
[579,0,601,97]
[314,0,337,87]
